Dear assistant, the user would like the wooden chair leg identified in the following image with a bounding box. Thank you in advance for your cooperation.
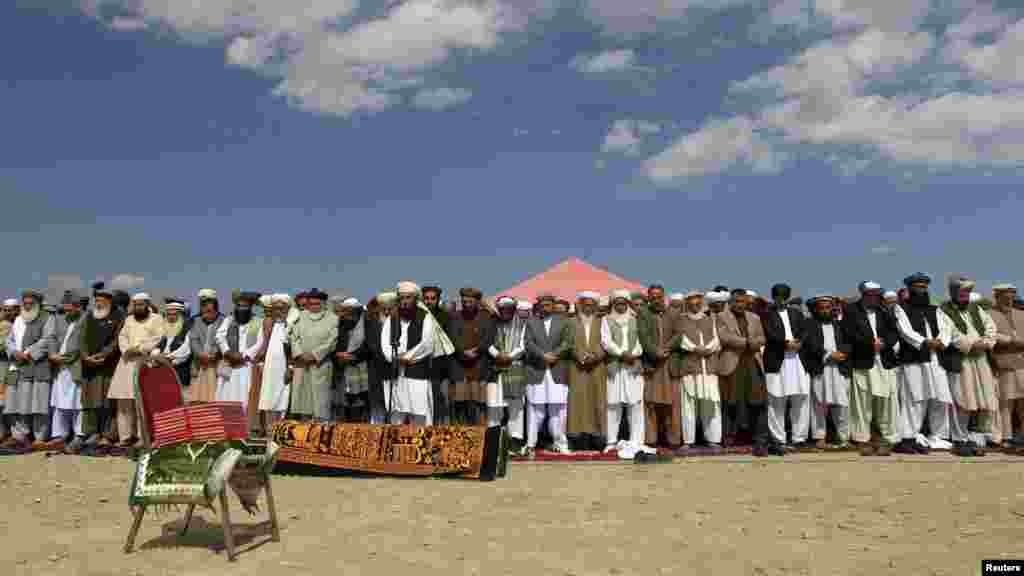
[219,491,237,562]
[264,476,281,542]
[180,504,196,536]
[124,505,146,553]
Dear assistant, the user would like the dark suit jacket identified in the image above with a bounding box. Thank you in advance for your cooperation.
[801,317,851,377]
[761,306,807,374]
[524,315,573,385]
[358,314,389,410]
[841,301,900,371]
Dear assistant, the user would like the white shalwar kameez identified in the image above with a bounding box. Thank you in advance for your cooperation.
[601,317,646,454]
[50,321,83,440]
[215,318,264,412]
[526,317,570,453]
[811,323,850,443]
[765,310,810,445]
[381,313,435,426]
[487,326,526,431]
[679,321,722,446]
[946,307,998,446]
[893,306,953,448]
[848,311,898,445]
[258,321,291,420]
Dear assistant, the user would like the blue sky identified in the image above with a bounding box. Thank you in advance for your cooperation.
[2,1,1022,305]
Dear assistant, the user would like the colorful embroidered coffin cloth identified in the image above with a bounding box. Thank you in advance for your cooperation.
[271,422,508,481]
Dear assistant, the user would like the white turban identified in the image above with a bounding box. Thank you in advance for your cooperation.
[705,291,726,304]
[378,291,398,304]
[993,283,1017,292]
[3,298,17,306]
[516,301,532,311]
[131,292,151,302]
[397,282,420,296]
[684,290,704,299]
[271,293,291,304]
[611,289,631,302]
[883,290,898,300]
[599,296,609,307]
[198,288,217,300]
[342,297,360,307]
[859,281,882,292]
[746,290,758,298]
[669,293,685,302]
[259,295,273,308]
[496,296,516,307]
[577,291,600,302]
[969,292,981,304]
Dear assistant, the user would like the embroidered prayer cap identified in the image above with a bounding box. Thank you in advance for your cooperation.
[271,293,291,304]
[903,272,931,287]
[807,294,834,305]
[993,283,1017,292]
[342,297,361,307]
[516,300,533,311]
[197,288,218,301]
[496,296,516,308]
[397,281,420,296]
[669,292,685,302]
[577,291,600,302]
[3,298,18,306]
[858,281,882,293]
[165,298,186,311]
[705,291,728,304]
[131,292,151,302]
[460,287,483,299]
[684,290,704,300]
[377,291,398,304]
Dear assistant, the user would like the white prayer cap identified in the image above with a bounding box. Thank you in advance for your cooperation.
[496,296,516,307]
[969,292,981,304]
[3,298,17,306]
[883,290,898,299]
[599,295,609,307]
[131,292,151,302]
[684,290,704,299]
[993,283,1017,292]
[669,293,685,302]
[198,288,217,300]
[859,281,882,292]
[342,297,360,307]
[568,303,576,313]
[378,291,398,304]
[577,291,600,301]
[396,281,420,296]
[746,290,758,298]
[165,302,185,311]
[611,289,631,302]
[259,294,273,308]
[706,291,729,304]
[516,301,533,311]
[271,293,291,304]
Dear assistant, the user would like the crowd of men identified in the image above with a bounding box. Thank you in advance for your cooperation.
[1,273,1023,459]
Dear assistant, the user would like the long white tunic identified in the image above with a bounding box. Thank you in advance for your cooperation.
[51,320,81,411]
[527,317,570,405]
[812,324,849,407]
[215,318,264,410]
[381,314,435,417]
[850,311,896,399]
[765,309,810,397]
[258,322,290,412]
[602,317,644,405]
[947,306,998,412]
[893,306,953,404]
[679,317,720,402]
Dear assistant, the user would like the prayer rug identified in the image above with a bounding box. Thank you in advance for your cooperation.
[270,421,508,481]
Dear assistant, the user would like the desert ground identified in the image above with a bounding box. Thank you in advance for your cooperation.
[2,452,1023,576]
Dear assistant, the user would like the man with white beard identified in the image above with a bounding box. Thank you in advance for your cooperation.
[601,290,646,454]
[215,292,264,413]
[678,291,722,449]
[892,273,954,451]
[153,299,192,396]
[3,290,57,450]
[940,275,998,457]
[108,293,164,448]
[78,288,121,449]
[289,289,338,422]
[258,294,292,430]
[47,290,87,452]
[490,297,528,451]
[381,282,436,425]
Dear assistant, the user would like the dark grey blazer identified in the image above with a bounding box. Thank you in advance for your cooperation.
[524,315,573,385]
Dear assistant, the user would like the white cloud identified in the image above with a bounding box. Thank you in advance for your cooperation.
[411,87,473,111]
[570,49,637,73]
[871,243,895,255]
[109,16,147,31]
[583,0,748,36]
[644,115,781,182]
[110,273,146,291]
[948,16,1024,87]
[513,128,529,136]
[78,0,553,117]
[602,119,661,155]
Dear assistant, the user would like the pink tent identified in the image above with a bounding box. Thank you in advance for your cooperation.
[492,258,646,303]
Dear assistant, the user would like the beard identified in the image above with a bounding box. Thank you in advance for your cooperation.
[20,304,40,323]
[234,310,253,325]
[165,317,184,338]
[93,304,110,320]
[134,309,151,321]
[909,288,930,307]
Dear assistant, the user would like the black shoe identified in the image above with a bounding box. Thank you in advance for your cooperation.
[767,442,786,457]
[969,441,986,457]
[913,441,930,455]
[753,443,769,457]
[953,442,975,457]
[893,440,917,454]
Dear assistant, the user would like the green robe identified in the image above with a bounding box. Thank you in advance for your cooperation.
[289,311,339,420]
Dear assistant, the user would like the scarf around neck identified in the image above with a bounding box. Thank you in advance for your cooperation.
[940,301,985,338]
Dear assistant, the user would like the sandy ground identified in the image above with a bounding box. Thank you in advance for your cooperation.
[2,452,1024,576]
